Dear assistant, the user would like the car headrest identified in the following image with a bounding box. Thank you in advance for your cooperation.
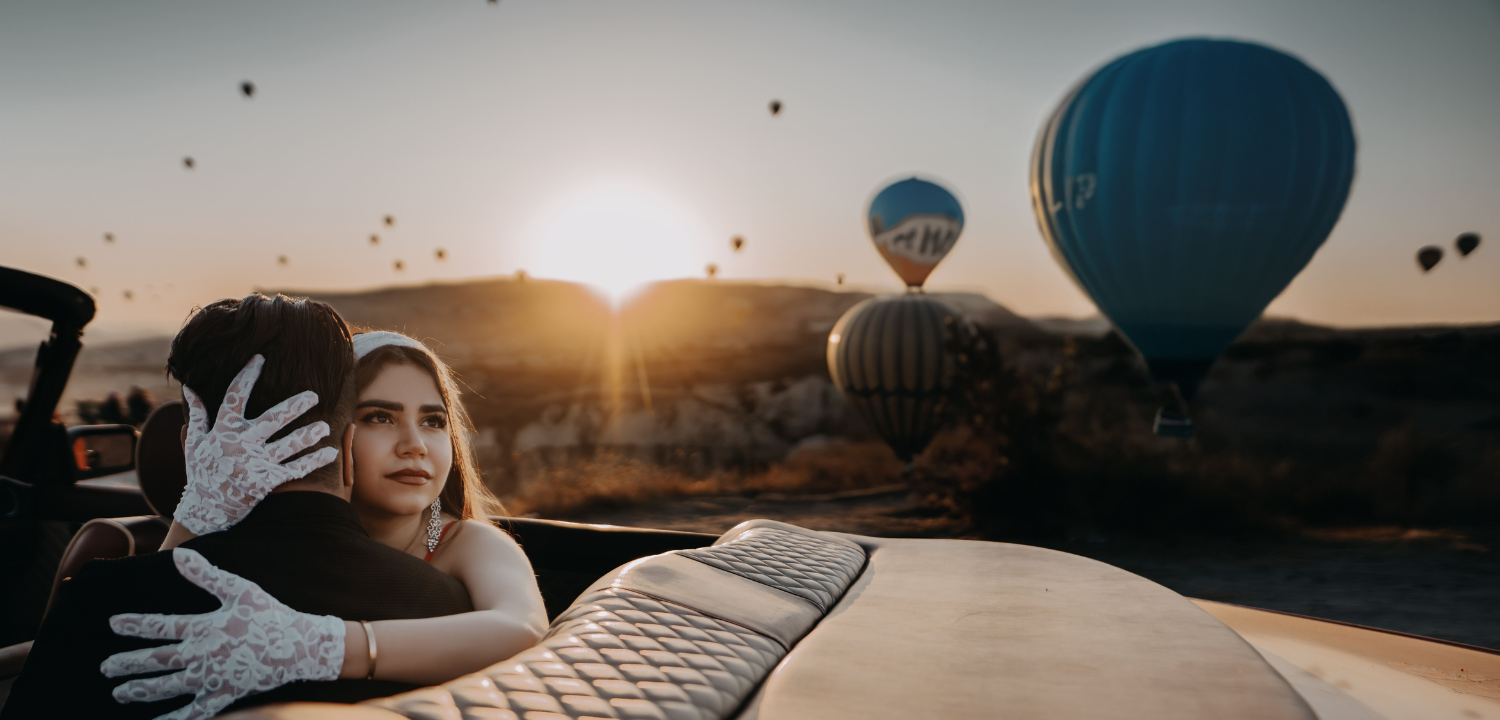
[135,400,186,517]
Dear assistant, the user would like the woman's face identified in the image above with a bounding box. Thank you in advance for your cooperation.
[350,362,453,519]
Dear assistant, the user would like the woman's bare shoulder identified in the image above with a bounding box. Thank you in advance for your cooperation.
[444,519,531,566]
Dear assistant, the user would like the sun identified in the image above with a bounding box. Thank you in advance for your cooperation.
[522,181,707,305]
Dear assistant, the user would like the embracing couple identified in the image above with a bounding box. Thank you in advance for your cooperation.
[3,294,546,719]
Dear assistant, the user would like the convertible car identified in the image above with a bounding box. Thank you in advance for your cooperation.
[1,265,1495,720]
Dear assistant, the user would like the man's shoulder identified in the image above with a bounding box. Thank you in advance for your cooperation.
[69,547,184,591]
[187,521,475,619]
[58,548,219,621]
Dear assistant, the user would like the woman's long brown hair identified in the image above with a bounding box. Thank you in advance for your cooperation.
[353,337,506,524]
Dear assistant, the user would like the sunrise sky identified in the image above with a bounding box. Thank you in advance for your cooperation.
[2,0,1497,344]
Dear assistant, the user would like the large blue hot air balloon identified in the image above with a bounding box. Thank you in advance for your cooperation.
[1031,38,1356,436]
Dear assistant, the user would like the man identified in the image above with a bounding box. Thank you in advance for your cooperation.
[2,294,473,719]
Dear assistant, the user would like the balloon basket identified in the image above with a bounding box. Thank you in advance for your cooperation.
[1153,408,1194,438]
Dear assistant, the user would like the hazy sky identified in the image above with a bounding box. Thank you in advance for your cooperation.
[2,0,1497,343]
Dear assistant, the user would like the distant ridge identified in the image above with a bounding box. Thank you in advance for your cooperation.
[257,277,1040,365]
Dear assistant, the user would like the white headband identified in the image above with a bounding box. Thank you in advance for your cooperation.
[353,331,428,360]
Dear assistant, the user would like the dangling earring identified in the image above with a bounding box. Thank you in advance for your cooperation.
[426,497,443,553]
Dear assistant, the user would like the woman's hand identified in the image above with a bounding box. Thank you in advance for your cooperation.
[174,354,338,536]
[100,548,346,720]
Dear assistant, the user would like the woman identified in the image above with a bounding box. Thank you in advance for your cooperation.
[335,330,547,682]
[139,331,545,706]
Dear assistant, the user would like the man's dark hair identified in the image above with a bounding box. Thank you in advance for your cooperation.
[166,293,355,489]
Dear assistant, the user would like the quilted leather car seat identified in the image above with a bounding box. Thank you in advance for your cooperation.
[363,520,865,720]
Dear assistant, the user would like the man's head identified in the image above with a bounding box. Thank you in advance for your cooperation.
[167,293,355,496]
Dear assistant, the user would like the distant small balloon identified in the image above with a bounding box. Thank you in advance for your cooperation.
[706,263,719,278]
[277,255,289,266]
[867,177,965,288]
[769,100,782,116]
[123,290,134,301]
[369,234,380,246]
[516,269,528,282]
[1417,246,1443,272]
[393,259,405,272]
[104,233,114,243]
[89,286,100,295]
[1456,232,1480,257]
[240,81,255,98]
[384,215,395,227]
[76,257,87,268]
[836,273,845,286]
[183,157,195,169]
[435,248,447,260]
[731,236,744,252]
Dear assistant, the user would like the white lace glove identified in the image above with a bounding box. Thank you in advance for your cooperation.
[101,548,347,720]
[174,354,339,535]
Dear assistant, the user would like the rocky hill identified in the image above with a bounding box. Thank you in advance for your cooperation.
[275,279,1036,492]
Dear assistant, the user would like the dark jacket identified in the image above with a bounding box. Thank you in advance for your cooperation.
[2,491,473,719]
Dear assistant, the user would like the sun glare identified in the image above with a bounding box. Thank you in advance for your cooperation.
[522,181,707,305]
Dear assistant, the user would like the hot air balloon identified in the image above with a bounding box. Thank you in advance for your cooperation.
[277,255,289,266]
[89,286,100,295]
[435,248,447,260]
[769,100,782,116]
[828,295,963,464]
[123,290,134,301]
[104,233,114,243]
[241,81,255,98]
[515,269,528,282]
[706,263,719,278]
[867,178,964,289]
[1417,246,1443,272]
[1032,38,1356,437]
[836,273,846,286]
[384,215,396,227]
[393,259,405,272]
[1456,233,1480,257]
[76,257,87,268]
[369,234,380,246]
[732,236,744,252]
[183,157,195,169]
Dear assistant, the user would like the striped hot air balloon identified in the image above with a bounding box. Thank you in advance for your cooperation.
[1032,38,1356,436]
[827,295,964,463]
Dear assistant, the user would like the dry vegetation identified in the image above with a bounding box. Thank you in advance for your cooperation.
[502,439,906,518]
[487,316,1500,543]
[903,322,1500,541]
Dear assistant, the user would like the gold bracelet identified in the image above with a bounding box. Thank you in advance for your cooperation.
[360,621,378,681]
